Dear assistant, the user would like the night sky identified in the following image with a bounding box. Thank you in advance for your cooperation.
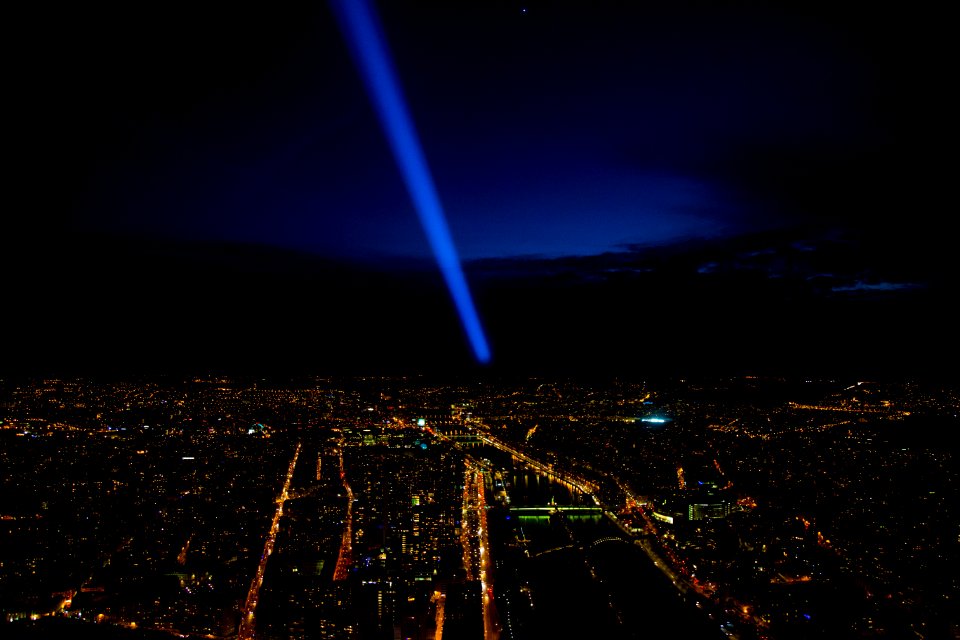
[7,1,955,379]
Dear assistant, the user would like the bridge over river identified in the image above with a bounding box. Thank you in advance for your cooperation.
[474,443,726,640]
[508,506,603,514]
[425,422,728,639]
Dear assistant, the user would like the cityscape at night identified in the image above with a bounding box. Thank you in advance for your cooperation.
[5,1,957,638]
[0,376,957,638]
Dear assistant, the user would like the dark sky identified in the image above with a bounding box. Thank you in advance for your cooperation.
[7,1,956,379]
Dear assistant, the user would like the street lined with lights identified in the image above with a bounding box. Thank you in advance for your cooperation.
[238,442,301,640]
[332,447,354,581]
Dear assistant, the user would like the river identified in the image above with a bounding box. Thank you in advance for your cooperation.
[484,454,724,639]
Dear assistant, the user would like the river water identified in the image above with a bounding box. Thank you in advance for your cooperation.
[487,456,724,640]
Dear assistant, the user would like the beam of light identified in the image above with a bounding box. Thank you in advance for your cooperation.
[329,0,491,364]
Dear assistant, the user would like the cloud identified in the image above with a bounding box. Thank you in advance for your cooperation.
[830,281,924,294]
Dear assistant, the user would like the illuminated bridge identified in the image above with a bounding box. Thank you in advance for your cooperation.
[435,427,483,447]
[476,432,600,496]
[509,506,603,514]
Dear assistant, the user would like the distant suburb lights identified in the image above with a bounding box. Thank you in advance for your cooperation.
[329,0,491,364]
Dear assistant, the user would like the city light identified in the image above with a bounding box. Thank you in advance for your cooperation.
[2,376,952,638]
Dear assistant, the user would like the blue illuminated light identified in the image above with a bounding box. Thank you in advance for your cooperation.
[329,0,491,364]
[641,417,667,424]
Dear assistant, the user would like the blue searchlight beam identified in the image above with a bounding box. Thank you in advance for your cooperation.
[330,0,491,364]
